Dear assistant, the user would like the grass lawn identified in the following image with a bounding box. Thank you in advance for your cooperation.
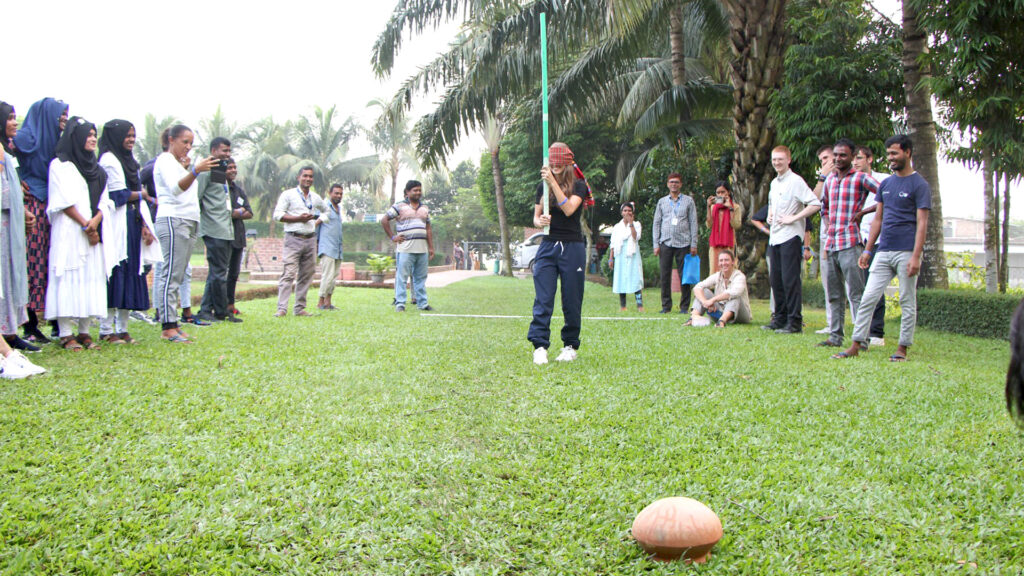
[1,276,1021,574]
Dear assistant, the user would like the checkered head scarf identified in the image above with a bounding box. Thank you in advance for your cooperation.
[548,142,574,167]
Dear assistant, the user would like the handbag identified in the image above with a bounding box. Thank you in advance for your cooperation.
[682,254,701,285]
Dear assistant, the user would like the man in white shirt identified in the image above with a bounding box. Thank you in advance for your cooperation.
[765,145,821,334]
[273,166,327,316]
[852,145,888,347]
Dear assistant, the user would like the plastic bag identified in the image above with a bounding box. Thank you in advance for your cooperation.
[682,254,701,285]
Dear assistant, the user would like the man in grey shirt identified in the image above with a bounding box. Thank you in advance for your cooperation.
[196,137,240,323]
[651,172,698,313]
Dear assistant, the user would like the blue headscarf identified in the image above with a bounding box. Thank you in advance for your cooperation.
[13,97,68,202]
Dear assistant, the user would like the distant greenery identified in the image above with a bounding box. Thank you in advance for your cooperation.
[1,278,1020,574]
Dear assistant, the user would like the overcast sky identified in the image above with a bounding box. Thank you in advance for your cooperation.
[6,0,1017,219]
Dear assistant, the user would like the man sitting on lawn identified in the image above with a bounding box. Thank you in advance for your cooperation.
[687,250,751,327]
[832,134,930,362]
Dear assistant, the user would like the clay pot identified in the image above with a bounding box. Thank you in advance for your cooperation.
[631,497,723,563]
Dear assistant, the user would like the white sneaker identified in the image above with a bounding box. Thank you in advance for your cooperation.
[555,346,577,362]
[1,353,35,380]
[6,351,46,376]
[869,337,885,347]
[815,327,831,334]
[533,347,548,365]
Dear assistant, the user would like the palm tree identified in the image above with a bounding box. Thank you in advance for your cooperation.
[286,105,377,194]
[195,105,244,153]
[900,0,948,288]
[233,117,296,236]
[136,113,179,164]
[482,113,514,276]
[366,98,420,206]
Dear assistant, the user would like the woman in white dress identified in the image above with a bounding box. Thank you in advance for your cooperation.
[608,201,645,312]
[45,117,111,350]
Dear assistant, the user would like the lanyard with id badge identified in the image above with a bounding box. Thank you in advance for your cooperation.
[670,197,683,227]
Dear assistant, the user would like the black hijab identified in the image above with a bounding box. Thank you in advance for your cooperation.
[98,119,141,192]
[0,101,14,154]
[55,116,106,216]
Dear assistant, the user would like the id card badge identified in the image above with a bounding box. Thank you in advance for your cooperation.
[671,217,679,226]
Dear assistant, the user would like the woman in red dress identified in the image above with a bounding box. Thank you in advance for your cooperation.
[705,180,743,273]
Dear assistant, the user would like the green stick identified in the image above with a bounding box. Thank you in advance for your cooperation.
[541,12,550,234]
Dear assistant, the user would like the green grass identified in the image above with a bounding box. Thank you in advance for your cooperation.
[1,277,1021,574]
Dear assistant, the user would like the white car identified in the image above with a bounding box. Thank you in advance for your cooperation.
[513,233,545,269]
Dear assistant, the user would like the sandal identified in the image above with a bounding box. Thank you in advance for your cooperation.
[118,332,138,345]
[162,333,192,344]
[101,334,127,345]
[889,353,907,362]
[831,351,854,359]
[60,335,84,351]
[76,334,100,350]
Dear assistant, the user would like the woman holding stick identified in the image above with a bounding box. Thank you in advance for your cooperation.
[528,142,588,365]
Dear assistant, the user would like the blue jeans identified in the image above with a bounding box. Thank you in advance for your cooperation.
[395,252,428,308]
[528,240,586,350]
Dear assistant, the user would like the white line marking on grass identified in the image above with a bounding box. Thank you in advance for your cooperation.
[422,313,667,321]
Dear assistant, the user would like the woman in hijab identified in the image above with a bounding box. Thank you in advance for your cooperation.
[97,120,155,344]
[609,201,645,312]
[0,102,37,352]
[1,101,18,154]
[45,117,111,350]
[528,142,589,365]
[13,97,68,343]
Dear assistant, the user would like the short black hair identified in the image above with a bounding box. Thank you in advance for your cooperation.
[329,183,343,192]
[833,138,857,153]
[404,180,422,193]
[884,134,914,154]
[210,137,231,152]
[299,166,315,175]
[620,201,636,212]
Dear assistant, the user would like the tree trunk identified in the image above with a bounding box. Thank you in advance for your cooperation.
[983,152,998,293]
[1000,172,1010,293]
[902,1,949,288]
[390,150,399,206]
[719,0,789,286]
[668,3,687,89]
[491,147,513,277]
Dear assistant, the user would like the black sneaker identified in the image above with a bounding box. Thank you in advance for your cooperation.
[218,315,243,323]
[659,309,672,314]
[419,305,434,311]
[5,335,41,352]
[775,325,802,334]
[816,339,843,347]
[23,327,52,344]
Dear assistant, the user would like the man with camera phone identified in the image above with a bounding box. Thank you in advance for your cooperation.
[196,137,241,323]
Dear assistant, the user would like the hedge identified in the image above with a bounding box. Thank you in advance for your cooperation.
[801,280,1020,340]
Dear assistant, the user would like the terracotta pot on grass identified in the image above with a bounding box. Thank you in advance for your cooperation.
[631,497,723,563]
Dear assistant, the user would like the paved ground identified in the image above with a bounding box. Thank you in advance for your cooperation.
[425,269,493,287]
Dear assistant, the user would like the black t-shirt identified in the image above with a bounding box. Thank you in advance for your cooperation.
[535,180,588,243]
[229,181,253,249]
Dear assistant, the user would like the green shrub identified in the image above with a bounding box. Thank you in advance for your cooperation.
[802,279,1020,340]
[916,288,1020,340]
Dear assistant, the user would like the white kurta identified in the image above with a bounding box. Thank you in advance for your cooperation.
[44,159,111,320]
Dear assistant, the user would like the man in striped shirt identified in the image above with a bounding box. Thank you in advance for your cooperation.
[819,138,879,347]
[381,180,435,312]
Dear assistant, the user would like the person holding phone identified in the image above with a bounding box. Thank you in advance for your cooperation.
[196,137,239,323]
[273,166,327,317]
[705,180,742,273]
[152,124,219,343]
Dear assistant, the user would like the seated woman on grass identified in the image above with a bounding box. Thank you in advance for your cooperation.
[687,250,751,328]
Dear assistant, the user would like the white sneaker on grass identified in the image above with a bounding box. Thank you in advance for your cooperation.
[814,327,831,334]
[555,346,577,362]
[533,347,548,365]
[0,352,44,379]
[869,337,885,347]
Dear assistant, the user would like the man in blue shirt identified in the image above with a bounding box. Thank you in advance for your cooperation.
[833,134,931,362]
[317,184,345,310]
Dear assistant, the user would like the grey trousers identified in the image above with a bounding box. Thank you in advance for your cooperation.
[154,217,198,326]
[277,233,317,314]
[319,256,341,298]
[826,245,865,341]
[853,250,918,347]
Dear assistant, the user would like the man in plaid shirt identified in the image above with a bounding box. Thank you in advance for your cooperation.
[819,138,879,347]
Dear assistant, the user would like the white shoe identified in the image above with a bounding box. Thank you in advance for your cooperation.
[1,353,37,380]
[555,346,577,362]
[533,347,548,365]
[869,337,885,347]
[6,351,46,376]
[815,327,831,334]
